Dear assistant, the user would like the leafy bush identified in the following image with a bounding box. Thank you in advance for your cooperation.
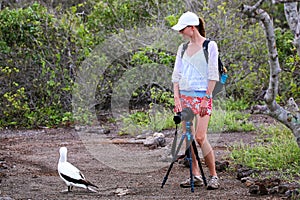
[95,47,175,110]
[0,3,78,127]
[230,124,300,178]
[85,0,184,44]
[275,28,300,103]
[0,0,298,128]
[119,106,174,135]
[209,108,255,133]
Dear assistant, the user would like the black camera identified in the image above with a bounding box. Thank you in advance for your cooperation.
[173,107,195,124]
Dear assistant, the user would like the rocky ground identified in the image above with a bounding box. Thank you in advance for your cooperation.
[0,114,299,200]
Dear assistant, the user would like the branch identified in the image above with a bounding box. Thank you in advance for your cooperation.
[284,2,300,56]
[242,4,281,104]
[273,0,300,4]
[253,0,267,10]
[241,2,300,147]
[284,3,299,34]
[241,0,265,15]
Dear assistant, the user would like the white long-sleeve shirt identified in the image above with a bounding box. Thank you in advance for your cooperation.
[172,41,219,91]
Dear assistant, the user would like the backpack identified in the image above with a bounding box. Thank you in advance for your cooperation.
[180,39,228,96]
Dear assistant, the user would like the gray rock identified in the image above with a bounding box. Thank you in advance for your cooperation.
[258,184,268,195]
[249,185,259,194]
[285,189,299,198]
[240,176,251,183]
[155,137,166,147]
[278,184,289,194]
[215,161,229,172]
[269,186,278,194]
[143,136,155,147]
[237,168,255,180]
[245,179,255,187]
[136,130,153,139]
[0,197,15,200]
[143,132,166,149]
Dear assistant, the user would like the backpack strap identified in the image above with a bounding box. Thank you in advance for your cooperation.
[180,41,190,58]
[202,39,210,64]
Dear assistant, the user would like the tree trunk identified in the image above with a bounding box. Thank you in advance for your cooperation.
[273,0,300,3]
[283,2,300,56]
[273,0,300,56]
[242,2,300,147]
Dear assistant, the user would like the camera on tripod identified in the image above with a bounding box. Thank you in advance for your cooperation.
[162,106,207,190]
[173,107,194,124]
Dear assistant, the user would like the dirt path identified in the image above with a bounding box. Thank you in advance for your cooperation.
[0,125,285,200]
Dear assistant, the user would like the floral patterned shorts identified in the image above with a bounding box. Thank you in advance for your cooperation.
[180,94,213,116]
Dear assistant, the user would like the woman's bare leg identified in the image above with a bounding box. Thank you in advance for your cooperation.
[193,114,217,177]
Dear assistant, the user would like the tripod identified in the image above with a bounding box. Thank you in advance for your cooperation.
[161,119,207,192]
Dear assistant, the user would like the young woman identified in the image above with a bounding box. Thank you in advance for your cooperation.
[171,11,220,190]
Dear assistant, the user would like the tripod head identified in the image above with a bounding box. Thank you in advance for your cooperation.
[173,107,194,124]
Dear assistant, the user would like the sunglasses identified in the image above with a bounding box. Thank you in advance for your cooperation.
[179,26,191,32]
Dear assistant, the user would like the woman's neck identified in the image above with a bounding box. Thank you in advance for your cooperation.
[189,32,205,45]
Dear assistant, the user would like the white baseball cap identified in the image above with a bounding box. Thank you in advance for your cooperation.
[171,11,199,31]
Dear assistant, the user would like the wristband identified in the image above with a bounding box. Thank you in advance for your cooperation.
[204,94,211,99]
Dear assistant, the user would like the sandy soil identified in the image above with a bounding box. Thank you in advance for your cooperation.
[0,115,292,200]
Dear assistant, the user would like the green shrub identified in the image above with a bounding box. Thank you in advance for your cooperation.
[230,124,300,179]
[0,3,77,127]
[209,109,255,133]
[275,28,300,103]
[1,0,298,129]
[119,106,174,135]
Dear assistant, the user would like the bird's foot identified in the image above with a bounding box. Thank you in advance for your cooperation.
[87,187,98,193]
[60,189,71,193]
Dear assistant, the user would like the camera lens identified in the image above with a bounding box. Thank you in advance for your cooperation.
[173,113,182,124]
[173,108,194,124]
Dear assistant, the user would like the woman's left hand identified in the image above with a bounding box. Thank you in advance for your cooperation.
[199,98,209,117]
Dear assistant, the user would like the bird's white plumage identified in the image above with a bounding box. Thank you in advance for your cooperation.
[58,162,85,185]
[57,147,97,192]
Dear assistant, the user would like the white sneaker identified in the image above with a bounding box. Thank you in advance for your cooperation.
[207,176,220,190]
[180,175,204,188]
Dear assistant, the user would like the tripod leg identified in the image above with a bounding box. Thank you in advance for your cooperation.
[171,125,179,158]
[173,135,185,161]
[192,140,207,186]
[185,121,195,192]
[171,134,177,158]
[186,145,194,192]
[161,161,175,188]
[161,134,186,188]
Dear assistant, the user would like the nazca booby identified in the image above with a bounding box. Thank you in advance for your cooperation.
[58,147,98,192]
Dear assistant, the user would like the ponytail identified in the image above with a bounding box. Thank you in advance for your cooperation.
[196,17,206,37]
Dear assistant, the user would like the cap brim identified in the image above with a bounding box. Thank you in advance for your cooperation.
[171,23,187,31]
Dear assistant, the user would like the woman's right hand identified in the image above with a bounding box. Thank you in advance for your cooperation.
[173,83,181,113]
[174,96,182,113]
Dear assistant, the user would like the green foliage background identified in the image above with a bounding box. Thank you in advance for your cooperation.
[0,0,299,128]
